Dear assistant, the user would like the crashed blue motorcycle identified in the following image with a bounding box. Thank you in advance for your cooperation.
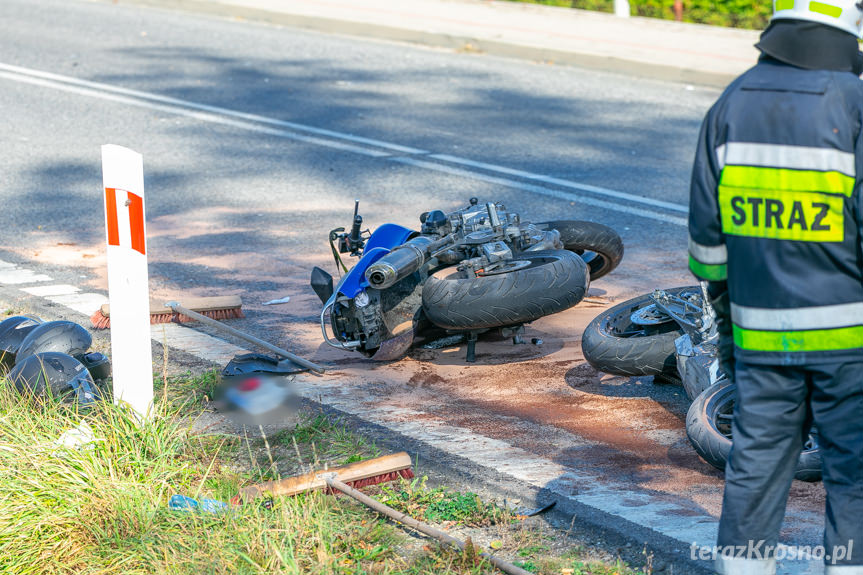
[310,198,623,362]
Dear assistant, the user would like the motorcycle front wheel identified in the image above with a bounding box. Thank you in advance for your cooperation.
[421,250,589,331]
[580,286,700,377]
[686,379,822,482]
[538,220,624,280]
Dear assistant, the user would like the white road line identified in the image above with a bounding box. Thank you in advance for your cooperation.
[0,268,52,285]
[150,323,246,364]
[47,293,108,316]
[0,63,427,156]
[392,156,688,226]
[21,284,81,296]
[0,62,691,224]
[0,70,390,159]
[430,153,689,214]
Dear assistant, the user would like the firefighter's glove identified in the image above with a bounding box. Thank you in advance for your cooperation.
[707,281,734,382]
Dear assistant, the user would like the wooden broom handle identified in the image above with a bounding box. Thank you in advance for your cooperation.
[325,475,533,575]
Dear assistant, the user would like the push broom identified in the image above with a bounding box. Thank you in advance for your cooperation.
[91,295,244,329]
[232,452,531,575]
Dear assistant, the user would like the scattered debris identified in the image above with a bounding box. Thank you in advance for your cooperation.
[515,500,556,517]
[421,334,467,350]
[168,494,229,514]
[54,420,100,451]
[262,296,291,306]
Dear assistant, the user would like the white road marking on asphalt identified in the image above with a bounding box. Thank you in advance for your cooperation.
[0,62,691,224]
[20,284,81,296]
[0,63,425,155]
[431,153,689,213]
[0,70,390,159]
[392,157,688,226]
[0,268,53,285]
[47,293,108,316]
[150,323,246,364]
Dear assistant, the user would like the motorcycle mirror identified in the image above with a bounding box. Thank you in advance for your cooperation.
[310,267,335,304]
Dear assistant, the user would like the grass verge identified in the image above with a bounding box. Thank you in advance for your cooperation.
[0,375,645,574]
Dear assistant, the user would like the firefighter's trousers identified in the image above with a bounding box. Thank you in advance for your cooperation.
[716,361,863,575]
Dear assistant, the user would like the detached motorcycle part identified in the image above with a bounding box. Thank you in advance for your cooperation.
[78,352,111,382]
[0,315,42,370]
[16,320,92,363]
[165,302,325,374]
[538,220,623,280]
[371,328,416,361]
[222,353,307,376]
[310,267,335,304]
[422,250,589,331]
[581,286,701,377]
[686,379,822,482]
[8,351,99,406]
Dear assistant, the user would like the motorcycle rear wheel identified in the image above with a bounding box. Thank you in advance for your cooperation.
[581,286,700,377]
[421,249,588,331]
[686,379,822,482]
[538,220,623,280]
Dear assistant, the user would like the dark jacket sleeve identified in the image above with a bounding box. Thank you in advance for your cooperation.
[688,106,727,282]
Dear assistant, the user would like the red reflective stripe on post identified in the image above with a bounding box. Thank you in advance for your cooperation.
[126,191,146,255]
[105,187,120,246]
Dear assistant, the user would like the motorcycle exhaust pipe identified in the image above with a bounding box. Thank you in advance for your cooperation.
[366,235,455,290]
[365,237,432,289]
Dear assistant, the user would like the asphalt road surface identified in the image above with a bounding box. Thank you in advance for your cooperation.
[0,1,828,573]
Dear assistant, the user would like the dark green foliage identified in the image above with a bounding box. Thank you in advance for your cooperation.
[508,0,772,29]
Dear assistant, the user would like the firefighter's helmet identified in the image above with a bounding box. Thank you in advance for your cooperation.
[772,0,863,37]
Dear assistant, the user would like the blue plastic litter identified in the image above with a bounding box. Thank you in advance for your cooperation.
[169,494,229,514]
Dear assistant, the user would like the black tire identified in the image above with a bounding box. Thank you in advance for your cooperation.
[581,286,699,376]
[421,250,589,331]
[539,220,623,280]
[686,379,822,482]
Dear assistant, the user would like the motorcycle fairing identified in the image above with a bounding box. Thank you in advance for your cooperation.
[363,223,416,253]
[327,223,416,304]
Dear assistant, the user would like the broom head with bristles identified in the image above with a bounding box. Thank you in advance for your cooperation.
[91,295,244,329]
[230,452,414,505]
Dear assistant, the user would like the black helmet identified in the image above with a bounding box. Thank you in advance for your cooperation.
[8,352,99,405]
[0,316,43,370]
[16,320,92,363]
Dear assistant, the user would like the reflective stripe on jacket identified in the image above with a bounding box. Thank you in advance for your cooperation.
[688,58,863,365]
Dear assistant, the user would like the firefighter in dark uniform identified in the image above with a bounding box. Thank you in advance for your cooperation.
[688,1,863,573]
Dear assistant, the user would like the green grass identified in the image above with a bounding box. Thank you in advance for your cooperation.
[0,374,647,574]
[378,477,512,527]
[275,412,380,468]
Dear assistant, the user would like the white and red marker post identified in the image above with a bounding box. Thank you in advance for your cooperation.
[101,144,153,419]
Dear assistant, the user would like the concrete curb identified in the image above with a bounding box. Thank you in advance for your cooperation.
[111,0,739,87]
